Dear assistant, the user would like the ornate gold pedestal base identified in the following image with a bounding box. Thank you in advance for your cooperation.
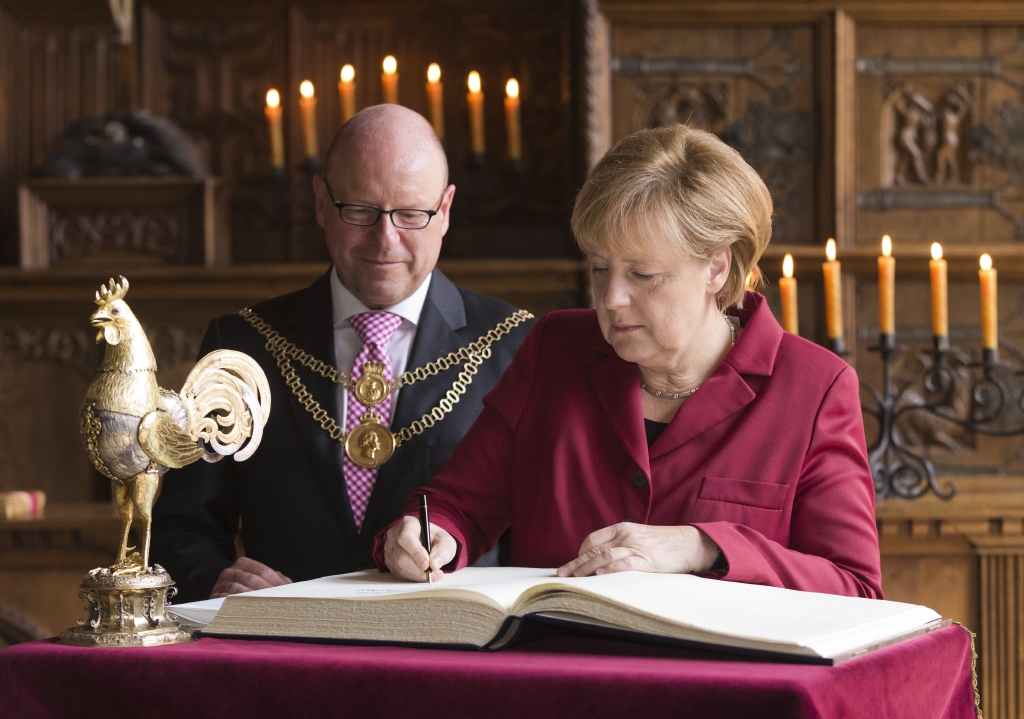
[57,563,194,647]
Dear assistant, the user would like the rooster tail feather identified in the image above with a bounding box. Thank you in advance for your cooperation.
[179,350,271,463]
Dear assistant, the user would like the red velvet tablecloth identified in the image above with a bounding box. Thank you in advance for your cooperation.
[0,625,976,719]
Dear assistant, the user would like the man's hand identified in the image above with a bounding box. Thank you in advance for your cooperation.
[556,524,719,578]
[210,557,292,598]
[383,515,458,582]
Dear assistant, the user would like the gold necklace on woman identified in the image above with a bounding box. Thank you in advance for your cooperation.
[239,307,533,468]
[638,316,736,400]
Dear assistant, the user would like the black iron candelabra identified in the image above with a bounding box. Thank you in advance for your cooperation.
[860,333,1024,500]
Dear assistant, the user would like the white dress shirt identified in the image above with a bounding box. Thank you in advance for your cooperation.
[330,268,432,429]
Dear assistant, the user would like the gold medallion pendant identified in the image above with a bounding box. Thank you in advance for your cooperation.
[352,361,391,408]
[345,411,396,468]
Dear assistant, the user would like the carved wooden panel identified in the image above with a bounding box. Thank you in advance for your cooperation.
[139,5,292,263]
[978,548,1024,719]
[609,25,819,244]
[0,7,128,265]
[856,26,1024,246]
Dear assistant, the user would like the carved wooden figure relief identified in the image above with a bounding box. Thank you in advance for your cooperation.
[883,84,973,188]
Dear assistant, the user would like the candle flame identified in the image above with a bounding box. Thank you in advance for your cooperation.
[881,234,891,257]
[745,271,754,290]
[340,65,355,83]
[931,242,943,261]
[783,253,794,279]
[383,56,397,75]
[506,78,519,99]
[427,63,441,83]
[266,89,280,108]
[300,80,314,99]
[825,238,836,262]
[981,253,993,271]
[468,71,481,93]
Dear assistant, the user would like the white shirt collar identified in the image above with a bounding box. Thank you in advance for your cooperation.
[330,267,432,328]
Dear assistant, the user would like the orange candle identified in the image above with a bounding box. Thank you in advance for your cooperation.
[980,253,998,350]
[299,80,318,160]
[823,238,843,340]
[467,71,485,157]
[779,253,798,334]
[504,78,522,161]
[265,89,284,169]
[930,243,948,337]
[426,63,444,140]
[878,234,895,335]
[382,56,398,105]
[339,64,356,123]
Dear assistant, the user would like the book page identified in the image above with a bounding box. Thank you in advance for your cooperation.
[514,572,940,657]
[167,598,224,627]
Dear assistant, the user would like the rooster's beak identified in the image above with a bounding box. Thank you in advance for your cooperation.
[90,310,111,326]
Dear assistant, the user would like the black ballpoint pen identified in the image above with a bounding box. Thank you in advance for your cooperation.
[419,494,432,584]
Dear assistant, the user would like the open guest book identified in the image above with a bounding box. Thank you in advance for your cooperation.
[181,567,945,665]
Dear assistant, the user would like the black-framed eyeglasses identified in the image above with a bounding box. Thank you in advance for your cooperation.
[323,179,448,230]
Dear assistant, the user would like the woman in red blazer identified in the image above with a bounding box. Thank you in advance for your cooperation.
[375,125,883,599]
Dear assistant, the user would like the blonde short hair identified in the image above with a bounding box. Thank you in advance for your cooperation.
[571,124,773,309]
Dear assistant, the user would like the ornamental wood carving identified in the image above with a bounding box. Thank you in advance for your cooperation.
[881,84,974,187]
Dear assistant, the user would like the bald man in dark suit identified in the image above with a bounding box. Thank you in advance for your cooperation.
[152,105,533,602]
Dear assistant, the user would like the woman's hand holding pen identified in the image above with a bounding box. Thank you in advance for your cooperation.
[383,515,457,582]
[556,523,719,578]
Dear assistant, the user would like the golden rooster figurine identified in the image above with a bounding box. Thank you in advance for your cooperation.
[80,277,270,574]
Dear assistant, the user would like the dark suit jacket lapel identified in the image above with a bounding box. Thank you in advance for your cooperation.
[282,269,356,538]
[360,270,467,533]
[650,292,781,459]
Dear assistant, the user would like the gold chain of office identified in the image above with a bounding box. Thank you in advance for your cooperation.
[238,307,533,468]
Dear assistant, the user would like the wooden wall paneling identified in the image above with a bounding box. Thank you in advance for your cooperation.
[608,20,820,244]
[0,10,128,267]
[833,9,855,247]
[855,25,989,246]
[138,5,167,117]
[0,10,17,265]
[583,0,612,171]
[978,26,1024,246]
[833,9,857,357]
[140,4,291,264]
[974,537,1024,719]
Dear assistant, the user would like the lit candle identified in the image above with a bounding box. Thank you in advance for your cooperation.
[467,71,485,157]
[823,238,843,341]
[980,253,998,351]
[339,65,356,124]
[878,234,895,336]
[426,63,444,140]
[779,253,798,334]
[504,78,522,162]
[382,55,398,105]
[299,80,318,160]
[930,242,948,339]
[265,89,284,169]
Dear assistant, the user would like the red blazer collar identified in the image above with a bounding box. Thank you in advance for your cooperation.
[585,291,783,462]
[724,291,783,377]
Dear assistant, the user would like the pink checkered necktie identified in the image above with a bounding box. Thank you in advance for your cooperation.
[345,311,403,531]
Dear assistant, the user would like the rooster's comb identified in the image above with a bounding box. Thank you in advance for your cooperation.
[95,276,129,306]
